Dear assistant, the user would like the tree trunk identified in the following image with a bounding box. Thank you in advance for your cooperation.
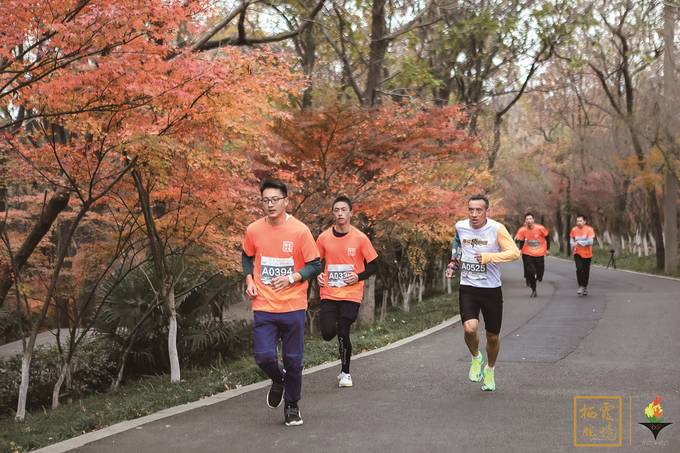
[52,361,70,409]
[555,204,565,254]
[664,169,678,273]
[380,290,388,322]
[112,341,132,391]
[0,189,70,305]
[16,350,32,420]
[647,189,665,269]
[365,0,388,106]
[165,282,181,383]
[357,275,376,325]
[299,3,317,109]
[417,275,424,302]
[487,114,503,170]
[663,0,678,274]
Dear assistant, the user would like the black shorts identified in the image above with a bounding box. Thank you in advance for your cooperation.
[459,285,503,335]
[320,299,360,323]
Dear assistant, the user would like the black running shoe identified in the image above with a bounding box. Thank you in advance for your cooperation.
[284,404,303,426]
[530,289,537,298]
[267,382,284,409]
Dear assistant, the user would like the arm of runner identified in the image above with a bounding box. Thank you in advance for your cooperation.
[317,258,326,286]
[479,225,521,264]
[514,228,525,249]
[242,231,257,298]
[357,257,378,281]
[241,251,254,277]
[446,232,461,278]
[298,257,322,282]
[545,227,551,255]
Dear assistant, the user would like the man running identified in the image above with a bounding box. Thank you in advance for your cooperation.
[242,179,321,426]
[514,212,550,298]
[316,196,378,388]
[445,194,520,391]
[570,214,596,296]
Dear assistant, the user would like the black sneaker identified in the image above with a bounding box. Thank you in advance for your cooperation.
[267,382,284,409]
[530,289,537,298]
[284,404,303,426]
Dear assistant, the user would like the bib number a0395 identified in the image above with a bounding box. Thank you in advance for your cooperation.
[327,264,354,287]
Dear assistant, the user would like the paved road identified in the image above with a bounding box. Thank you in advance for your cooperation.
[52,258,680,452]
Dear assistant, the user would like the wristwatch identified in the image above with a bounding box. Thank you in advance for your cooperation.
[288,273,295,284]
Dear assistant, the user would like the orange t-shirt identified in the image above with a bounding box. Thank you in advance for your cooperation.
[515,224,549,257]
[242,216,319,313]
[570,225,596,259]
[316,226,378,303]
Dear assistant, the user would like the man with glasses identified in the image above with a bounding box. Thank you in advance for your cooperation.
[445,194,520,392]
[316,196,378,388]
[242,179,321,426]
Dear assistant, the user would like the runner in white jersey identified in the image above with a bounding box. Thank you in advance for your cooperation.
[445,194,520,391]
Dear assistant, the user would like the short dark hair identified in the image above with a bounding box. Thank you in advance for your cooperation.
[576,213,587,221]
[525,212,534,219]
[259,179,288,197]
[332,195,352,210]
[468,193,489,209]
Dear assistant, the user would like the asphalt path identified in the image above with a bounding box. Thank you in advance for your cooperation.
[42,257,680,452]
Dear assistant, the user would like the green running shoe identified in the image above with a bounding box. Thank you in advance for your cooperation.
[481,366,495,391]
[468,353,484,382]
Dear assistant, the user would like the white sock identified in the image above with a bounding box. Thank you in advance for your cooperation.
[473,351,482,359]
[485,365,494,371]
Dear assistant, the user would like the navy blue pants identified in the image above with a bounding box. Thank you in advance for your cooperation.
[253,310,305,403]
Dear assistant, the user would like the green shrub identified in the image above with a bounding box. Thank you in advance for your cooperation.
[0,336,117,416]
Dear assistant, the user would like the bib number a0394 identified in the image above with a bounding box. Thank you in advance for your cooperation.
[260,256,294,285]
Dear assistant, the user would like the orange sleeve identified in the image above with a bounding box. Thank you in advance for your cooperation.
[480,224,521,264]
[299,228,320,262]
[316,235,326,260]
[361,235,378,262]
[243,226,255,256]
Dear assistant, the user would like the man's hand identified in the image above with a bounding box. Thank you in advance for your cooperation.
[317,272,326,287]
[343,271,359,285]
[245,276,257,299]
[475,252,483,263]
[271,275,292,292]
[445,260,458,279]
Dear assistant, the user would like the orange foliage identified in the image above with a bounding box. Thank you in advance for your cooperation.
[257,102,485,240]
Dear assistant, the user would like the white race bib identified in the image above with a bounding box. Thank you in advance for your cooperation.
[260,256,294,285]
[327,264,355,287]
[460,251,487,280]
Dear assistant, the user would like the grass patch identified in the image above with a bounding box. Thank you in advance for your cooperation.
[550,247,680,278]
[1,292,457,452]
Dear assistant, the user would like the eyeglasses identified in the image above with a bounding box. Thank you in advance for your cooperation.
[261,196,287,205]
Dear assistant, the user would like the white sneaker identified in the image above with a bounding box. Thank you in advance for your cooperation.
[582,287,588,296]
[577,286,584,296]
[338,372,353,388]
